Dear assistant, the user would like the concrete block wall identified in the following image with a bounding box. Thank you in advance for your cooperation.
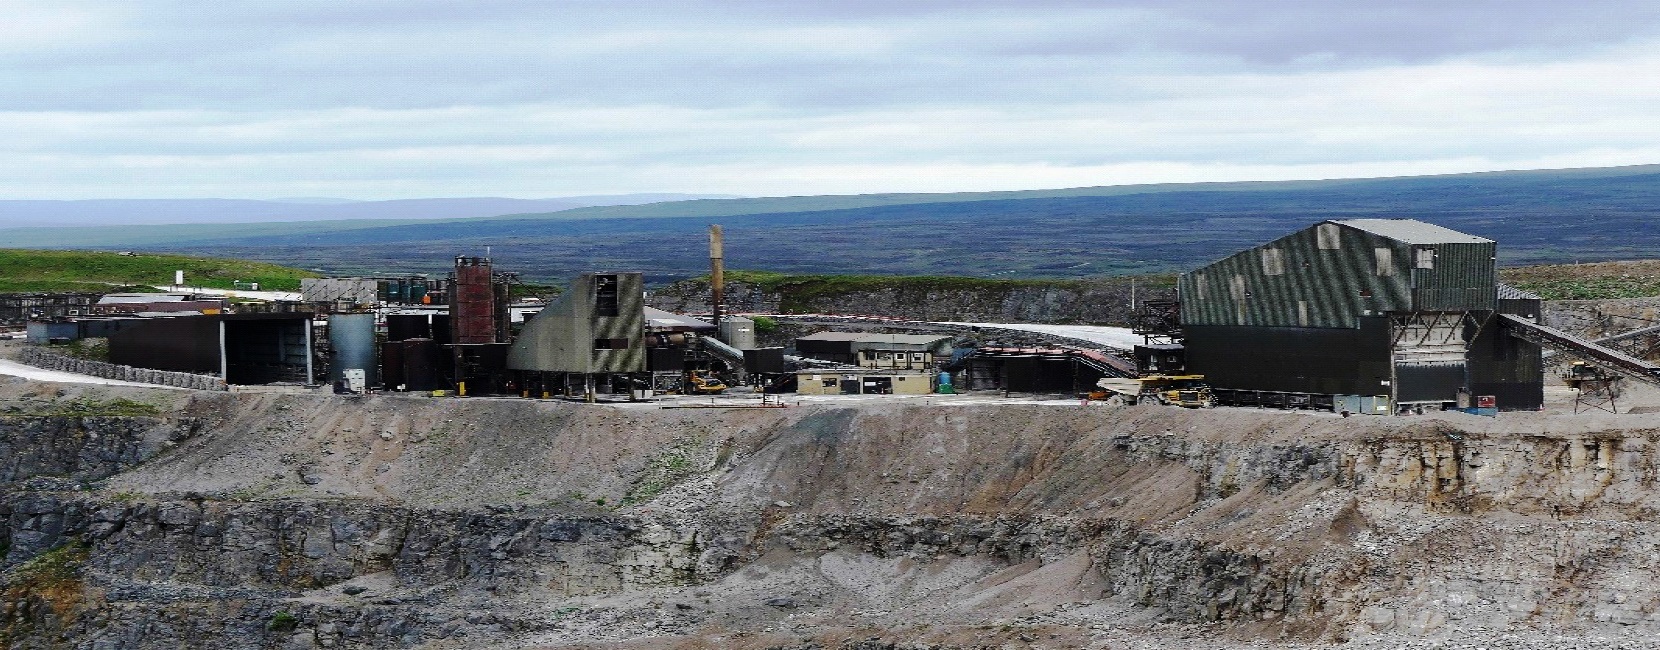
[17,346,228,391]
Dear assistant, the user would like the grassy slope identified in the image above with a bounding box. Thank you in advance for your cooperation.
[0,249,319,293]
[717,270,1177,312]
[728,265,1658,307]
[1,244,1655,304]
[1501,261,1660,300]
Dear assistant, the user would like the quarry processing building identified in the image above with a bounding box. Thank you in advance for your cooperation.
[1174,218,1660,412]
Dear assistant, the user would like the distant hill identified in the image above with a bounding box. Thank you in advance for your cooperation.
[2,164,1658,282]
[0,194,738,228]
[0,249,319,293]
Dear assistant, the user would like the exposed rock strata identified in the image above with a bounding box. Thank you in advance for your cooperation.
[2,392,1660,647]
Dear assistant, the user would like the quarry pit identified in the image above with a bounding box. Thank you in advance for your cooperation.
[2,377,1660,649]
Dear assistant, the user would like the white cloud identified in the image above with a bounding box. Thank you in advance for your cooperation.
[0,2,1658,198]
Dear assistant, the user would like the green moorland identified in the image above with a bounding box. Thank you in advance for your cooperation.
[0,249,319,293]
[724,264,1660,308]
[1500,260,1660,300]
[4,244,1660,304]
[717,270,1178,312]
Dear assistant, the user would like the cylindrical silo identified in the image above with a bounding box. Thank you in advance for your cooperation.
[719,316,757,350]
[328,313,378,387]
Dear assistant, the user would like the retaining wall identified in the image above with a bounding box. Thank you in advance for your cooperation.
[16,346,227,391]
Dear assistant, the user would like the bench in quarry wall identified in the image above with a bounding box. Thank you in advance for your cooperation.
[16,346,227,391]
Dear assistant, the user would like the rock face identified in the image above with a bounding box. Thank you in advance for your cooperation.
[1544,297,1660,339]
[5,392,1660,648]
[0,414,194,484]
[648,278,1175,325]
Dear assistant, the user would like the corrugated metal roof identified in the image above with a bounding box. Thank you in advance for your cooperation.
[797,331,869,342]
[97,293,195,304]
[1496,283,1542,300]
[644,307,714,330]
[855,334,953,345]
[1333,219,1491,245]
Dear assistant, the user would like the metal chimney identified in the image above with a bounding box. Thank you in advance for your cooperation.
[710,224,724,330]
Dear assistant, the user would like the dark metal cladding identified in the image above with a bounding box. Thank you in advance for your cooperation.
[1177,219,1534,410]
[386,314,432,342]
[220,315,312,384]
[381,340,405,388]
[1413,240,1497,311]
[109,314,312,385]
[794,332,864,365]
[108,317,221,373]
[1395,361,1466,402]
[648,347,685,372]
[1467,285,1545,410]
[1183,320,1393,396]
[1180,219,1495,329]
[430,314,452,345]
[398,338,445,391]
[743,347,786,374]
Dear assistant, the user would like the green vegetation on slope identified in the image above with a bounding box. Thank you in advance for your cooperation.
[717,270,1177,315]
[1501,261,1660,300]
[1,397,163,418]
[0,249,318,293]
[727,269,1173,293]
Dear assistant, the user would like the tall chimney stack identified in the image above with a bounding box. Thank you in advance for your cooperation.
[709,224,724,329]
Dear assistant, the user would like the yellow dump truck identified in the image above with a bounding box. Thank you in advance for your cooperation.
[1088,375,1215,408]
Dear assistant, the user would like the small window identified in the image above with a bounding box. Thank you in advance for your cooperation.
[1317,223,1341,249]
[912,353,925,361]
[1230,275,1247,302]
[1261,248,1285,276]
[593,338,629,350]
[594,274,620,317]
[1416,247,1435,269]
[1375,248,1394,276]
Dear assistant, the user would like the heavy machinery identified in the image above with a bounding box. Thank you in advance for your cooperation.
[688,373,728,395]
[1087,374,1215,408]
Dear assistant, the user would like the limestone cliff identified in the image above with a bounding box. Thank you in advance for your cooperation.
[3,386,1660,648]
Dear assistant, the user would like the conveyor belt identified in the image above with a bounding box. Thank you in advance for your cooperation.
[1594,323,1660,345]
[1542,323,1660,361]
[1500,314,1660,382]
[973,346,1137,378]
[699,336,748,380]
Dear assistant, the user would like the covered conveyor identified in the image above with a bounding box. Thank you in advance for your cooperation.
[1500,314,1660,382]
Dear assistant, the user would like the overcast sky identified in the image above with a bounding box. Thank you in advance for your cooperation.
[4,1,1660,199]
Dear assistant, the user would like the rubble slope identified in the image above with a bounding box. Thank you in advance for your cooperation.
[3,381,1660,648]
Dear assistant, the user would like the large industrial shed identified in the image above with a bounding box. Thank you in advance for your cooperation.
[106,313,315,385]
[1177,219,1543,411]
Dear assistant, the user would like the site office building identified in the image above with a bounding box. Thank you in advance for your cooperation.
[1177,219,1543,412]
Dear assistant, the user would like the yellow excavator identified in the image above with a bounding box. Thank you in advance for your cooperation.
[1088,374,1215,408]
[688,373,728,395]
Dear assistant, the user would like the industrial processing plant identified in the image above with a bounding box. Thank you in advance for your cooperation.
[9,219,1660,415]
